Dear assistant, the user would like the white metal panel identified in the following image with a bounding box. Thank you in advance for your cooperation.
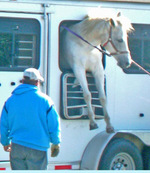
[0,12,45,162]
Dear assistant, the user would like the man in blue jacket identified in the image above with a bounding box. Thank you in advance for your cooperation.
[0,68,61,170]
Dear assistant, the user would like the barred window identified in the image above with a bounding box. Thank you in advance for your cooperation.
[59,20,105,120]
[0,18,40,71]
[125,24,150,74]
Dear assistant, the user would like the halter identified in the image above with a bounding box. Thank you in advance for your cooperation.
[102,26,129,56]
[62,25,128,57]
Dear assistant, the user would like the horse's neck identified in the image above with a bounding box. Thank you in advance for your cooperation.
[77,19,108,46]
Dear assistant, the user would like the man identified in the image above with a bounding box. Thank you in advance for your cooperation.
[0,68,61,170]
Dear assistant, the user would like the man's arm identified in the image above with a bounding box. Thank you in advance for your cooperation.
[47,105,61,157]
[47,105,61,144]
[0,103,11,150]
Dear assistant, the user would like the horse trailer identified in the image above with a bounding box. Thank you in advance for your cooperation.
[0,0,150,170]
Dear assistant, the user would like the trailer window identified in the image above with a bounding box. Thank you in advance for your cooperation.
[59,20,104,120]
[0,18,40,71]
[125,24,150,74]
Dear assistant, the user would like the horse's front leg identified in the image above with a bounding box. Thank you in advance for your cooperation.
[73,67,98,130]
[100,97,114,133]
[93,67,114,133]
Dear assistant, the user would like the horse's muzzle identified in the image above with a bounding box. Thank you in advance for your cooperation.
[117,60,131,69]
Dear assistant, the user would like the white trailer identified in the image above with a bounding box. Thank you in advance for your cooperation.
[0,0,150,170]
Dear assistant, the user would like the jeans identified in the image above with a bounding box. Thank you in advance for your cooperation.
[10,143,47,170]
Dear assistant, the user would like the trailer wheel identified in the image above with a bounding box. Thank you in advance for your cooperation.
[142,146,150,170]
[98,138,143,170]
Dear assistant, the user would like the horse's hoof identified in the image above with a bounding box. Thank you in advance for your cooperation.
[90,123,99,130]
[106,126,115,133]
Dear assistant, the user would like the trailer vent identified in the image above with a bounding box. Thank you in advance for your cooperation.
[61,73,104,120]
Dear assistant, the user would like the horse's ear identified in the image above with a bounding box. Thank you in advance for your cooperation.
[117,12,121,17]
[109,18,116,27]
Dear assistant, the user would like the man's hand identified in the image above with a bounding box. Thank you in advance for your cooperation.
[51,144,60,157]
[4,144,11,152]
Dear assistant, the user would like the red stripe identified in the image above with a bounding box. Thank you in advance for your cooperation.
[0,168,6,170]
[55,165,72,170]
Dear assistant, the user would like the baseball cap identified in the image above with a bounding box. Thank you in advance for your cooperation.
[23,68,44,82]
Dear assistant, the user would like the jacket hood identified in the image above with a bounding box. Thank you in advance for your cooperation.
[12,84,38,95]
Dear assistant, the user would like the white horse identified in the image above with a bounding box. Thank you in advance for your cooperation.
[61,12,133,133]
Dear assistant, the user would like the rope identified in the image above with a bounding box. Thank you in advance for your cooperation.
[61,25,111,57]
[131,59,150,76]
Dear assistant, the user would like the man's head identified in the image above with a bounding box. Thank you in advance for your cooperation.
[22,68,44,86]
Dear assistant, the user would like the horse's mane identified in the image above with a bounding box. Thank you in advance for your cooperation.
[82,9,133,33]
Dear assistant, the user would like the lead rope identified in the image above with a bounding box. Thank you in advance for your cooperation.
[131,59,150,76]
[61,25,111,57]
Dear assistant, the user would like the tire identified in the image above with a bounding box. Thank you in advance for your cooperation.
[142,146,150,170]
[98,138,143,170]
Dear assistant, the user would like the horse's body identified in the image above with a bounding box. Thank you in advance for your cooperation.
[62,12,133,132]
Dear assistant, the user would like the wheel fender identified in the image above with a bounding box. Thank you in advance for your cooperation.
[80,131,117,170]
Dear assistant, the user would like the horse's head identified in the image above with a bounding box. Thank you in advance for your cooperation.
[102,12,133,69]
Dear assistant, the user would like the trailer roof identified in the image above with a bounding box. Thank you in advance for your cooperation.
[49,0,150,4]
[84,0,150,3]
[7,0,150,4]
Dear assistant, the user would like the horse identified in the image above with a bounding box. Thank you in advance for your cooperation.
[60,11,133,133]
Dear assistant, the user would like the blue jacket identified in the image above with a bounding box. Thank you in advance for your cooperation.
[0,84,61,151]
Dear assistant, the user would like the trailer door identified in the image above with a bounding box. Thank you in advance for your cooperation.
[0,13,44,168]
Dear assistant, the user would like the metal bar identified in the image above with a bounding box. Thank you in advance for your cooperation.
[67,105,102,109]
[67,96,99,100]
[67,91,98,93]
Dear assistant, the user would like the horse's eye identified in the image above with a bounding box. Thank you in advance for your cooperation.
[118,39,124,43]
